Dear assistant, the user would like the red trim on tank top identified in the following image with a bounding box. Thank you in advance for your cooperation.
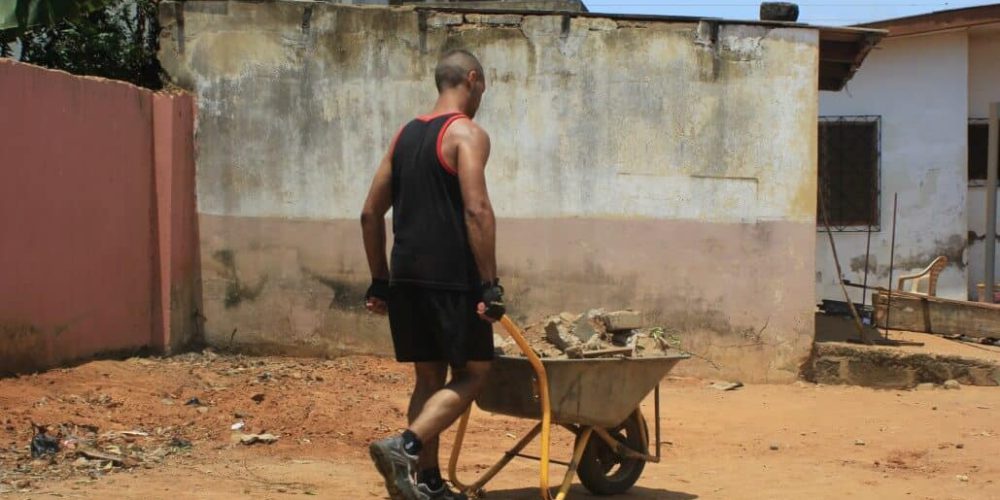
[436,114,468,176]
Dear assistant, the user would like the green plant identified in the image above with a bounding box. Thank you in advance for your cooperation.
[4,0,162,89]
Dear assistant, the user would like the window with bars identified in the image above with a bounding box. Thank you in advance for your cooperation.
[817,116,880,230]
[969,120,999,182]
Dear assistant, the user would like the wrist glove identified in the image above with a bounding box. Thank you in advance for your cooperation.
[365,278,390,303]
[480,278,506,321]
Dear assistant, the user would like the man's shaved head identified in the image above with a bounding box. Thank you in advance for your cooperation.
[434,49,484,92]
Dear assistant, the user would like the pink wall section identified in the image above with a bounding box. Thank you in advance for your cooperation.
[0,60,198,374]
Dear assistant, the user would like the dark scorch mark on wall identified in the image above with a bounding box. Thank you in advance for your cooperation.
[213,249,267,309]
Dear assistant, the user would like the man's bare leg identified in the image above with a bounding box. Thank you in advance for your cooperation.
[409,362,448,471]
[408,360,492,443]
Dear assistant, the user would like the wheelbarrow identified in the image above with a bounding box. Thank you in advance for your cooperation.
[448,316,688,499]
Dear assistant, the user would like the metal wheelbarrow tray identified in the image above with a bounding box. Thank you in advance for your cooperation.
[447,316,688,499]
[477,355,687,428]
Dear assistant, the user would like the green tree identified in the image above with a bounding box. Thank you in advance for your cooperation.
[2,0,162,89]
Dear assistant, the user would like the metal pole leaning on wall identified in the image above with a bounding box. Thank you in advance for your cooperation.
[985,102,1000,303]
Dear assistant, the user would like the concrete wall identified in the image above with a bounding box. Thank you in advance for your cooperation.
[159,2,821,381]
[818,32,969,303]
[966,26,1000,298]
[0,60,199,374]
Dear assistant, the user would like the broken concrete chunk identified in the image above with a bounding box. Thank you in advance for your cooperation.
[572,309,607,343]
[582,332,607,352]
[600,310,644,331]
[545,316,582,351]
[504,309,678,360]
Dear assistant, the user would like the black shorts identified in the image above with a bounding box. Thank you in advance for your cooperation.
[387,284,494,368]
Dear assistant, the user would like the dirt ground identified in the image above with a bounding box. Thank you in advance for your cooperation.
[1,352,998,499]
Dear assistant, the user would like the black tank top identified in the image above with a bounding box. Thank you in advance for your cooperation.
[389,112,480,291]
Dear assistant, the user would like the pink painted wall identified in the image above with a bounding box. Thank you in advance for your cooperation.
[0,60,198,374]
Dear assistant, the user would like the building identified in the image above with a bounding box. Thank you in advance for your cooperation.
[158,1,881,382]
[817,4,1000,304]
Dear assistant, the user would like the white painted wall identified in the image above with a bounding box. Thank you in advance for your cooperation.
[817,32,969,304]
[966,26,1000,299]
[162,3,821,225]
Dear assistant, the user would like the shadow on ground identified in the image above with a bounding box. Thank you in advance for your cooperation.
[482,485,698,499]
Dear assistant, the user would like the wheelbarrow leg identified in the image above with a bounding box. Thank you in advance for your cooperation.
[448,404,543,495]
[550,426,593,500]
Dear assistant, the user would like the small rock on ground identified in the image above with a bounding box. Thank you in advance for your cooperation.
[943,379,962,390]
[710,381,744,391]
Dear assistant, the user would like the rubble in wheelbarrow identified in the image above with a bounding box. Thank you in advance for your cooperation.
[494,309,681,359]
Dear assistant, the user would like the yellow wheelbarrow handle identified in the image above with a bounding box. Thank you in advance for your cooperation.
[449,315,575,499]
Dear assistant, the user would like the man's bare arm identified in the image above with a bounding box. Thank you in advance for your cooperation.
[360,151,393,314]
[454,121,496,282]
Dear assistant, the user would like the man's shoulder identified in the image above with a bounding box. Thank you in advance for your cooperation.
[447,116,489,141]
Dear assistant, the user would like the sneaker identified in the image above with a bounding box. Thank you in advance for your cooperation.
[369,435,422,500]
[417,482,468,500]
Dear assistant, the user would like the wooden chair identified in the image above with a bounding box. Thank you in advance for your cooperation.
[896,256,948,297]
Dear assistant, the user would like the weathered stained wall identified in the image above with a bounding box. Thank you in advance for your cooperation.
[159,2,820,381]
[966,26,1000,299]
[817,32,969,303]
[0,60,199,373]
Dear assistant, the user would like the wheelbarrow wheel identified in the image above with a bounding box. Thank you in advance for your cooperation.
[576,409,648,495]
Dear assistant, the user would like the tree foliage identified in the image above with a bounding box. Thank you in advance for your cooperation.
[3,0,162,89]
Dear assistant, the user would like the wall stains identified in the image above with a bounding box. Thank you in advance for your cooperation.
[847,234,967,279]
[849,254,878,275]
[302,267,367,310]
[213,249,267,308]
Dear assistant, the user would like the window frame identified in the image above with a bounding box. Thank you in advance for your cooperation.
[969,118,992,187]
[817,115,882,232]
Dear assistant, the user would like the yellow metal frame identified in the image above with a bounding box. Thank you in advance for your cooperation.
[448,315,591,500]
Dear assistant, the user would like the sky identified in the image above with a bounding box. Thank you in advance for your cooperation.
[582,0,998,26]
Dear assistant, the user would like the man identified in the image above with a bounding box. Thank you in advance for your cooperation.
[359,49,506,500]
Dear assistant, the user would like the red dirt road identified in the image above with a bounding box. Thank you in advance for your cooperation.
[1,353,998,499]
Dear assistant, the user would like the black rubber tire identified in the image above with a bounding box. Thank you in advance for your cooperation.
[576,409,649,495]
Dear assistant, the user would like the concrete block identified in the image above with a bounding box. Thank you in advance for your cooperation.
[427,13,464,29]
[464,13,523,27]
[601,310,644,331]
